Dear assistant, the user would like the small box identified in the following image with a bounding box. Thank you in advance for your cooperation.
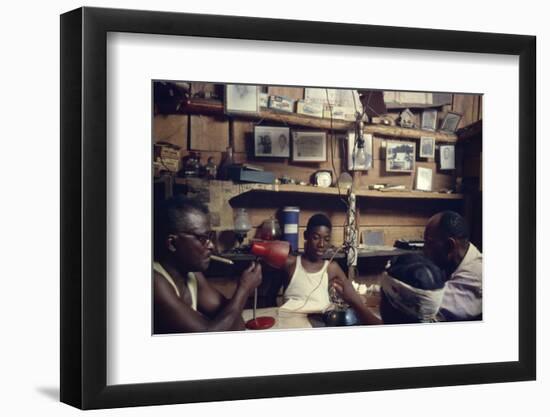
[154,143,182,173]
[228,165,275,184]
[323,105,356,121]
[296,100,324,118]
[268,95,294,112]
[155,142,182,160]
[155,156,180,173]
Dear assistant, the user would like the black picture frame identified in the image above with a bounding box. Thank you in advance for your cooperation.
[60,6,536,410]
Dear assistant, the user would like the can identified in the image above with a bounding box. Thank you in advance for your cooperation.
[282,206,300,252]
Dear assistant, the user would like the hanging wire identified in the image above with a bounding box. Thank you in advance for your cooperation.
[283,244,346,313]
[325,89,349,210]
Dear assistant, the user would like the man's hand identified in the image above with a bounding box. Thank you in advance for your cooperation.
[239,262,262,294]
[330,276,362,305]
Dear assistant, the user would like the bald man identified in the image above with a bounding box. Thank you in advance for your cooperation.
[423,211,482,321]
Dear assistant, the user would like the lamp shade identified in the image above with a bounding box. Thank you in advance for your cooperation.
[250,240,290,269]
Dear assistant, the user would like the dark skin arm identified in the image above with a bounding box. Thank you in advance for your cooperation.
[193,271,246,329]
[154,262,261,333]
[326,261,347,282]
[328,263,382,326]
[282,254,298,288]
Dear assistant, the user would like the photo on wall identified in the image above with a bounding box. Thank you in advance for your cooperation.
[386,141,416,172]
[152,80,483,335]
[292,131,327,162]
[419,136,436,158]
[440,111,462,133]
[253,126,291,158]
[421,109,438,130]
[225,84,259,114]
[440,145,456,170]
[416,166,433,191]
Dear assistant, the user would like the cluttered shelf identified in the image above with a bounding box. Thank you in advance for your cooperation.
[219,246,416,261]
[174,178,464,200]
[180,98,458,142]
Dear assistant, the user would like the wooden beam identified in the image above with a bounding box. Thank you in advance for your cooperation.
[179,99,458,141]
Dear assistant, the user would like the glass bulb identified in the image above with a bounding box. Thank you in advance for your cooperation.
[355,146,367,166]
[234,208,251,233]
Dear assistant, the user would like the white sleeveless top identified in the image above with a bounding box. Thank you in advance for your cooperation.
[280,256,331,313]
[153,262,198,311]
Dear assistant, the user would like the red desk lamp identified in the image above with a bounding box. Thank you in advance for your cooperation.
[245,240,291,330]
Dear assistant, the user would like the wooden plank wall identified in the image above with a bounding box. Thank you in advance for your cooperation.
[229,193,462,249]
[153,83,480,251]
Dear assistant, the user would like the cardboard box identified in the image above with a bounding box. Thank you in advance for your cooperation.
[228,165,275,184]
[323,105,357,121]
[296,100,324,118]
[268,95,294,112]
[155,156,180,173]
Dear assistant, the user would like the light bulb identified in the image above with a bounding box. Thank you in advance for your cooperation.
[355,146,367,166]
[234,208,251,233]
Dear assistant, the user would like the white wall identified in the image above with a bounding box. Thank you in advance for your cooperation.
[0,0,546,415]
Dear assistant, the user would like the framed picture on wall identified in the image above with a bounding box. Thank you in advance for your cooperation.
[419,136,436,158]
[225,84,259,114]
[61,6,535,410]
[386,141,416,172]
[440,145,456,170]
[292,131,327,162]
[440,111,462,132]
[421,108,438,130]
[415,166,433,191]
[253,126,291,157]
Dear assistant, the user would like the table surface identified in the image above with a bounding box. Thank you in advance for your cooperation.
[242,304,381,330]
[242,307,313,329]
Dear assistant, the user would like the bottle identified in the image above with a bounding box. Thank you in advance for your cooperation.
[217,146,234,180]
[205,157,217,179]
[183,151,201,177]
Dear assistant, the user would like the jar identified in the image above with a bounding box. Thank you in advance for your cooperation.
[183,152,201,177]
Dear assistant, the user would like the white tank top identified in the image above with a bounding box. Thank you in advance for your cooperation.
[280,256,331,313]
[153,262,198,311]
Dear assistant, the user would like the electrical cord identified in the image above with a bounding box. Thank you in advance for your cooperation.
[282,245,345,313]
[325,89,349,210]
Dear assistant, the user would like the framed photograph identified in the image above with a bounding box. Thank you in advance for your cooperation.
[292,131,327,162]
[254,126,290,157]
[61,7,535,410]
[386,141,416,172]
[440,111,462,132]
[440,145,456,170]
[347,131,373,170]
[415,166,433,191]
[225,84,259,114]
[421,108,438,130]
[419,136,436,158]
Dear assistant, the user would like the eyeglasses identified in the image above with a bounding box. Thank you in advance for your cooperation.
[177,230,215,246]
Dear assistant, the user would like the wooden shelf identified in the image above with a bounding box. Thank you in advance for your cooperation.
[179,98,458,142]
[362,124,457,143]
[220,247,417,261]
[175,178,463,201]
[253,183,463,200]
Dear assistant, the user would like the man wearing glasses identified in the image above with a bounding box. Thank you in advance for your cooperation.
[153,195,262,333]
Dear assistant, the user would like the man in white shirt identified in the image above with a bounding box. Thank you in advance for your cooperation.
[153,195,262,333]
[423,211,483,321]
